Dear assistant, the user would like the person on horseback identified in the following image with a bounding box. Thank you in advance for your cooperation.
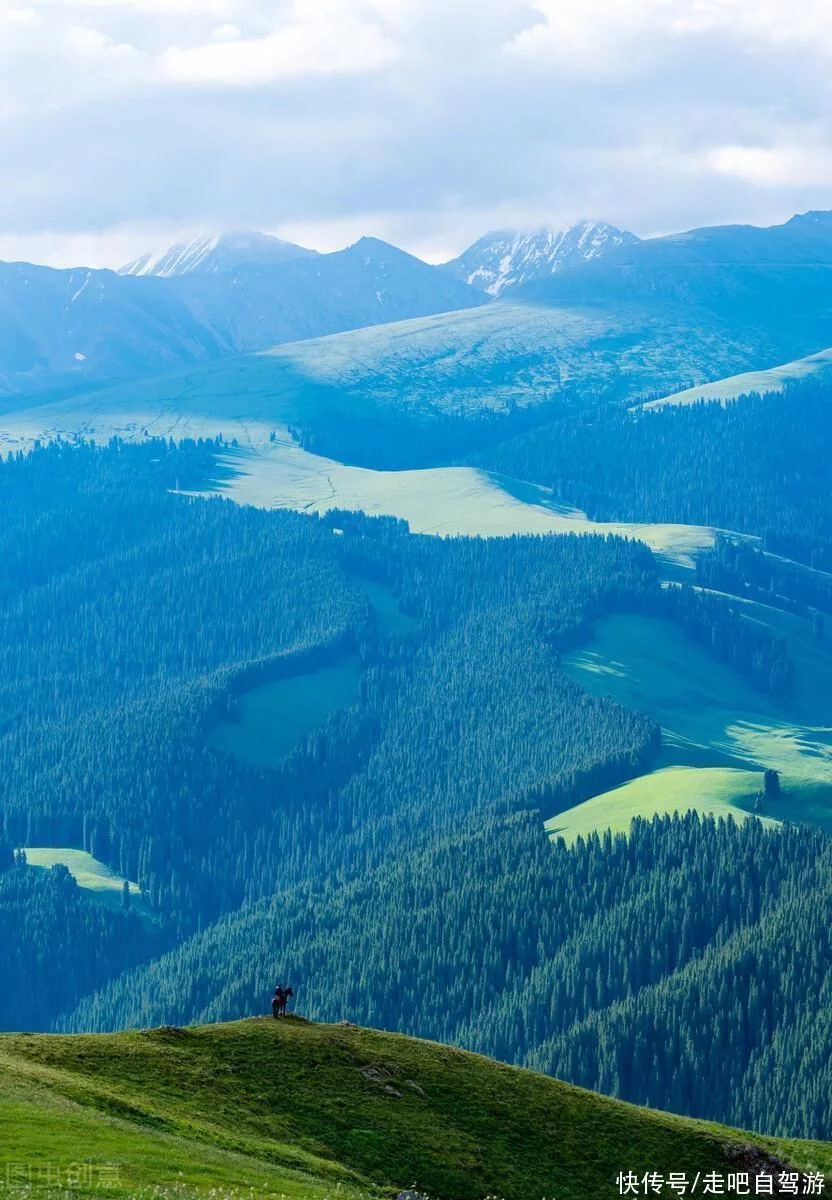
[271,984,294,1018]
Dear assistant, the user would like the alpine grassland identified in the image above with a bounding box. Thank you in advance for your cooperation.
[20,849,143,910]
[552,605,832,838]
[1,1018,830,1200]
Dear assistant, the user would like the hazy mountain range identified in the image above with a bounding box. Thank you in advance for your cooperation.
[2,212,832,400]
[0,236,484,396]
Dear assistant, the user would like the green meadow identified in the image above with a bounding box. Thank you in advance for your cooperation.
[1,1018,829,1200]
[208,658,363,770]
[552,601,832,841]
[208,581,414,770]
[546,766,778,843]
[645,345,832,409]
[22,849,144,913]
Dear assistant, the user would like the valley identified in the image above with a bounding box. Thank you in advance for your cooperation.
[4,350,831,851]
[0,398,716,558]
[0,288,775,472]
[6,359,827,852]
[5,209,832,1159]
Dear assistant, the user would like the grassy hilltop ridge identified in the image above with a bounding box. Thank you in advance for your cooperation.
[0,1018,830,1200]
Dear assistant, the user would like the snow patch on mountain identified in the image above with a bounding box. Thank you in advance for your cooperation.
[443,221,640,297]
[122,236,221,278]
[120,231,316,278]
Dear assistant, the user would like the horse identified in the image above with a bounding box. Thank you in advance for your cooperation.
[271,986,293,1018]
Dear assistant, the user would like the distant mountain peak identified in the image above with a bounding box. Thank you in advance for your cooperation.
[119,231,317,278]
[349,235,390,249]
[343,236,418,261]
[786,209,832,229]
[442,220,640,297]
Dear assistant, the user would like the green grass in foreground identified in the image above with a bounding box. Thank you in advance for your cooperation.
[556,608,832,840]
[0,1018,830,1200]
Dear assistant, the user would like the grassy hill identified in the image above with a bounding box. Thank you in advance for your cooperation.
[644,345,832,409]
[0,383,719,553]
[545,766,777,843]
[1,1017,830,1200]
[0,297,761,469]
[551,602,832,840]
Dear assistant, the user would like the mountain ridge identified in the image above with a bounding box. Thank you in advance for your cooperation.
[3,208,832,405]
[0,237,485,396]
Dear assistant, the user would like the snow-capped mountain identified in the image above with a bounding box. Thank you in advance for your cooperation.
[120,231,317,277]
[442,221,640,297]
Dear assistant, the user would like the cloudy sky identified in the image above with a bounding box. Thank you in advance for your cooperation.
[1,0,832,267]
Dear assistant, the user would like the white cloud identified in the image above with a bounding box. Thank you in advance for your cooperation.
[210,23,242,42]
[508,0,832,73]
[0,7,38,25]
[63,0,238,14]
[2,0,832,264]
[705,143,832,189]
[158,10,401,85]
[65,24,140,58]
[0,223,188,269]
[693,1,832,49]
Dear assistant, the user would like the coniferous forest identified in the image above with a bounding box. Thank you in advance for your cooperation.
[3,427,832,1142]
[473,380,832,558]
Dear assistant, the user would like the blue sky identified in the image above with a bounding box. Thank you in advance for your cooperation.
[1,0,832,267]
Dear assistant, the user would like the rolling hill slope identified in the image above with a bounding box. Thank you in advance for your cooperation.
[0,295,763,471]
[643,346,832,409]
[1,1017,829,1200]
[549,596,832,840]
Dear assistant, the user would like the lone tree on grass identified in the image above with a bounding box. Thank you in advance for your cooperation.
[764,768,781,800]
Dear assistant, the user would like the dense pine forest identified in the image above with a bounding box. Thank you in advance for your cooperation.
[697,534,832,622]
[4,436,832,1143]
[64,811,832,1140]
[475,379,832,557]
[0,851,165,1031]
[0,439,661,1005]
